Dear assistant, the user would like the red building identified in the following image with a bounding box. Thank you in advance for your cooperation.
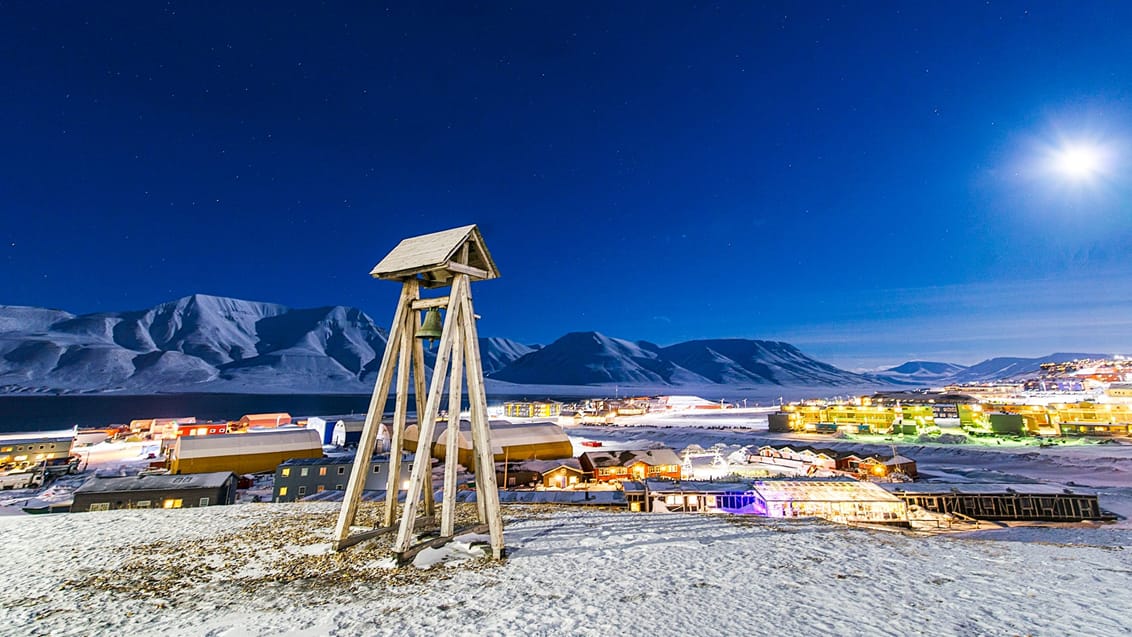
[579,448,682,483]
[175,422,229,437]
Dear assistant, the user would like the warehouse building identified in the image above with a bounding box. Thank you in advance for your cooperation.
[169,429,322,475]
[72,472,236,512]
[404,419,573,467]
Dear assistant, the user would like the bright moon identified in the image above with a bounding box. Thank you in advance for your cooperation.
[1052,143,1103,180]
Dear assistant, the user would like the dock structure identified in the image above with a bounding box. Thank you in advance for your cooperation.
[332,225,506,560]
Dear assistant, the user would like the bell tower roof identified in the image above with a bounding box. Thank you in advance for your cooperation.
[370,224,499,287]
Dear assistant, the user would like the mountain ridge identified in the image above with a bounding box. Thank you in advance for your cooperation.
[0,295,1110,394]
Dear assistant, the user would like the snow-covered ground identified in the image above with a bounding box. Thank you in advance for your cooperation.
[3,412,1131,635]
[1,503,1130,636]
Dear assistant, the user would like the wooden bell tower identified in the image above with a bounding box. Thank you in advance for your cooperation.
[332,224,505,560]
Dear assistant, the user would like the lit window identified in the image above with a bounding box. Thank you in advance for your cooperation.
[281,468,291,477]
[319,467,327,476]
[279,487,288,497]
[163,499,183,509]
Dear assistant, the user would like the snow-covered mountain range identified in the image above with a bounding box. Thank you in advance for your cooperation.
[0,294,1106,395]
[491,333,874,387]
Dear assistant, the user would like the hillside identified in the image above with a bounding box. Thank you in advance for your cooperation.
[874,360,969,386]
[948,352,1109,383]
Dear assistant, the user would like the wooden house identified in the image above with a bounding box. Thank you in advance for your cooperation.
[579,448,682,482]
[169,429,322,475]
[72,471,236,512]
[539,460,585,488]
[857,454,918,478]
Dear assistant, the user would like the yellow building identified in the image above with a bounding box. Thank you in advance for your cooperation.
[405,420,574,467]
[169,429,322,475]
[502,401,563,418]
[774,403,933,434]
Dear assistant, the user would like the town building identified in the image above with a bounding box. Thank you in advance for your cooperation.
[538,460,585,488]
[579,448,682,482]
[236,413,292,429]
[272,454,410,502]
[169,429,322,475]
[405,419,573,467]
[502,400,563,418]
[745,478,908,523]
[129,417,196,438]
[0,429,75,469]
[71,472,237,512]
[621,477,908,524]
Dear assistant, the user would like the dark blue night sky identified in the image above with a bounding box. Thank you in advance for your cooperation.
[2,2,1130,367]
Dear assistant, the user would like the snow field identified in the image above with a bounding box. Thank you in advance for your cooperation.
[2,503,1131,636]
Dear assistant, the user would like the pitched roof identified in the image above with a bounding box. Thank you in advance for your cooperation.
[370,224,499,282]
[580,448,681,468]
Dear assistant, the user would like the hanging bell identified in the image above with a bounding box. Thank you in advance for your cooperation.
[417,308,443,344]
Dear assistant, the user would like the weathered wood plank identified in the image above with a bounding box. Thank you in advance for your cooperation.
[334,515,435,551]
[409,296,451,310]
[333,281,413,550]
[392,276,466,555]
[383,284,417,526]
[394,523,490,565]
[441,326,463,537]
[459,287,506,559]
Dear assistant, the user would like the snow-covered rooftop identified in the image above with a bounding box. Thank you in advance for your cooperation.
[173,429,322,459]
[74,471,234,494]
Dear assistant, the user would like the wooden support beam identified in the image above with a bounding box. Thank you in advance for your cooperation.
[333,281,414,550]
[412,318,434,518]
[333,516,435,551]
[445,261,490,280]
[392,276,467,555]
[459,287,506,559]
[382,288,416,527]
[441,326,463,537]
[393,523,490,566]
[410,296,450,310]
